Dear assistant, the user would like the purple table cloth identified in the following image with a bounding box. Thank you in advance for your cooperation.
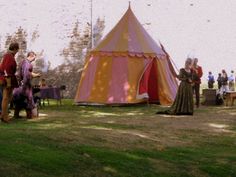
[40,87,61,100]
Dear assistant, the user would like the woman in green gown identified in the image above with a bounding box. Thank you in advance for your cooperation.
[157,58,194,115]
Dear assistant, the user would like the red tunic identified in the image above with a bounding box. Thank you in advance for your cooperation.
[0,52,18,88]
[191,66,203,84]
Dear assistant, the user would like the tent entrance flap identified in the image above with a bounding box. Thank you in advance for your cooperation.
[137,60,159,102]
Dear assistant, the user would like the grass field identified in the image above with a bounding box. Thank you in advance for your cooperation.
[0,99,236,177]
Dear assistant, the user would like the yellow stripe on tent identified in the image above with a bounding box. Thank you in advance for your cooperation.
[89,56,113,103]
[127,57,147,102]
[156,59,175,105]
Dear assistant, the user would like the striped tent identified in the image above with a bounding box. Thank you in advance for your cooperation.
[75,5,178,105]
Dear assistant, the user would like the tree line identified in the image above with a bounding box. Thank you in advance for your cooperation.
[0,18,105,98]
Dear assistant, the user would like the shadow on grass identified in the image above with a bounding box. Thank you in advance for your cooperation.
[0,99,236,177]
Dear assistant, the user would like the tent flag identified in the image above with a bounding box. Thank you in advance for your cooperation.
[159,41,179,78]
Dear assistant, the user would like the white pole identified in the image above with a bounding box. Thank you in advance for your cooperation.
[90,0,93,49]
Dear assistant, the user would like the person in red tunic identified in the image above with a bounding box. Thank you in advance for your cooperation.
[0,42,19,123]
[191,58,203,108]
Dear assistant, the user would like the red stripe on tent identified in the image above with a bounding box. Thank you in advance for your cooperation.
[107,57,129,103]
[77,56,99,101]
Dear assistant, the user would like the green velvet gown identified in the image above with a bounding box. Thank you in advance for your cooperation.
[158,68,194,115]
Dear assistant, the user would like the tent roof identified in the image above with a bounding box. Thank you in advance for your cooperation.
[93,6,165,56]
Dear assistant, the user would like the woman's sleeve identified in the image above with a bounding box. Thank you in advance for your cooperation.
[178,69,187,81]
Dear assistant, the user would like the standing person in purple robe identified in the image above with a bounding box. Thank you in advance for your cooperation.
[13,51,40,118]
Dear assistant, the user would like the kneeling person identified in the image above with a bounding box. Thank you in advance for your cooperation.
[14,51,40,118]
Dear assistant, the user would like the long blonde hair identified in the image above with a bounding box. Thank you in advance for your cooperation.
[185,58,192,69]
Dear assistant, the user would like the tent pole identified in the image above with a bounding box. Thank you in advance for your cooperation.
[90,0,93,49]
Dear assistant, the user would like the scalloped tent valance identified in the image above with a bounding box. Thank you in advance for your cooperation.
[90,51,166,59]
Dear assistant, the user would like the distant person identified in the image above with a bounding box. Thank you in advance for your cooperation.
[156,58,194,115]
[0,87,2,115]
[207,71,215,89]
[39,78,46,88]
[38,78,48,106]
[217,73,222,90]
[220,69,229,94]
[228,70,235,91]
[0,42,19,123]
[0,75,4,115]
[13,51,40,119]
[191,58,203,108]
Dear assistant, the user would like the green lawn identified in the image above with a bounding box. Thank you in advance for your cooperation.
[0,99,236,177]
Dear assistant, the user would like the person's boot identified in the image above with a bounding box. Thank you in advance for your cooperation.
[1,117,10,123]
[14,108,22,119]
[26,109,32,119]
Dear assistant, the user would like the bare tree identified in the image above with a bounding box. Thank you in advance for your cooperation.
[4,27,28,63]
[50,18,105,98]
[93,17,105,47]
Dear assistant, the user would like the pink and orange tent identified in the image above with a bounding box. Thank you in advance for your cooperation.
[75,6,178,105]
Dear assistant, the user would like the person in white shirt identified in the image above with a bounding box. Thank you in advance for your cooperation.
[228,70,235,91]
[220,69,229,95]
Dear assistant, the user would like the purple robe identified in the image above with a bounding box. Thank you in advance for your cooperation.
[14,59,35,110]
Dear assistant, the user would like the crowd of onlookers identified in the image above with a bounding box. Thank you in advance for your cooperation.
[207,70,235,94]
